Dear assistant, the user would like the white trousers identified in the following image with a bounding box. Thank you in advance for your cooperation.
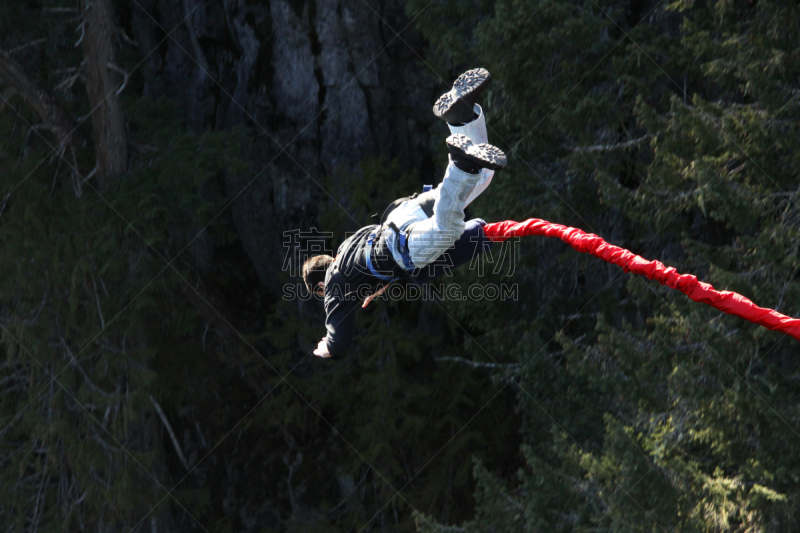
[384,104,495,268]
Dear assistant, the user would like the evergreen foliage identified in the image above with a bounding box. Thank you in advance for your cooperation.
[0,88,246,528]
[408,0,800,530]
[2,0,800,531]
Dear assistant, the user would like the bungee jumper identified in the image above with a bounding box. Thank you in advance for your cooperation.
[303,69,800,357]
[303,68,506,357]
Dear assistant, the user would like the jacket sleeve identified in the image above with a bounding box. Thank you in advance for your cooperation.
[323,288,357,357]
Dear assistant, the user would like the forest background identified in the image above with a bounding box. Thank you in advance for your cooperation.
[1,0,799,531]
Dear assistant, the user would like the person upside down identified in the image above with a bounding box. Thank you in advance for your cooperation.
[302,68,507,358]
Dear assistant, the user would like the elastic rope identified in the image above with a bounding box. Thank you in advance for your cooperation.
[482,219,800,342]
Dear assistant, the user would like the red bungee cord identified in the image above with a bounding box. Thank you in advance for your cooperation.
[482,219,800,342]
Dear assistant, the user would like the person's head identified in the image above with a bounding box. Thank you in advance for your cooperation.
[302,254,334,296]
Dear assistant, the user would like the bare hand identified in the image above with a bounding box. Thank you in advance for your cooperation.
[362,282,392,308]
[313,338,332,358]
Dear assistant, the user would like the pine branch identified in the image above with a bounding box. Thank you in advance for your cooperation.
[434,356,520,370]
[6,39,46,55]
[106,62,128,96]
[0,87,18,114]
[0,190,10,220]
[0,47,85,151]
[572,134,653,153]
[149,395,190,470]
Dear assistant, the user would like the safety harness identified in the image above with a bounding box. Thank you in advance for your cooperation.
[364,221,416,281]
[364,186,434,282]
[364,229,396,281]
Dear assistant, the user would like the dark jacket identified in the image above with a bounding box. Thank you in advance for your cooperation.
[323,219,493,356]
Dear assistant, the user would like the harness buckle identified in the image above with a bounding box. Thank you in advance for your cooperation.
[388,222,414,271]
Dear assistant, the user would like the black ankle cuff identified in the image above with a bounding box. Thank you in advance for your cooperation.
[452,158,480,174]
[448,111,480,127]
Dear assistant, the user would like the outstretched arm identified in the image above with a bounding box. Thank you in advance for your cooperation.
[362,282,393,308]
[317,287,357,358]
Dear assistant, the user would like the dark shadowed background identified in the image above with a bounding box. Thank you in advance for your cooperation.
[1,0,799,531]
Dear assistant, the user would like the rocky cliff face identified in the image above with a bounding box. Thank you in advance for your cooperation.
[130,0,439,290]
[123,4,444,527]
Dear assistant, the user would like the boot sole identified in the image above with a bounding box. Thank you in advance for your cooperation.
[447,134,507,171]
[433,68,491,124]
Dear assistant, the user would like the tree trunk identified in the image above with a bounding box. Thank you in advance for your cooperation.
[79,0,127,185]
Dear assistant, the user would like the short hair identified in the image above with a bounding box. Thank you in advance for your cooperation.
[302,254,334,296]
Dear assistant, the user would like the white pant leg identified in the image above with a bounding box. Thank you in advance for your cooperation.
[384,104,493,269]
[405,162,481,267]
[446,103,494,208]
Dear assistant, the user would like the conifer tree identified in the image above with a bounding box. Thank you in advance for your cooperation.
[409,0,800,530]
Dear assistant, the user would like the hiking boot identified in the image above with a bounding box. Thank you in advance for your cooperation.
[446,134,507,173]
[433,68,491,125]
